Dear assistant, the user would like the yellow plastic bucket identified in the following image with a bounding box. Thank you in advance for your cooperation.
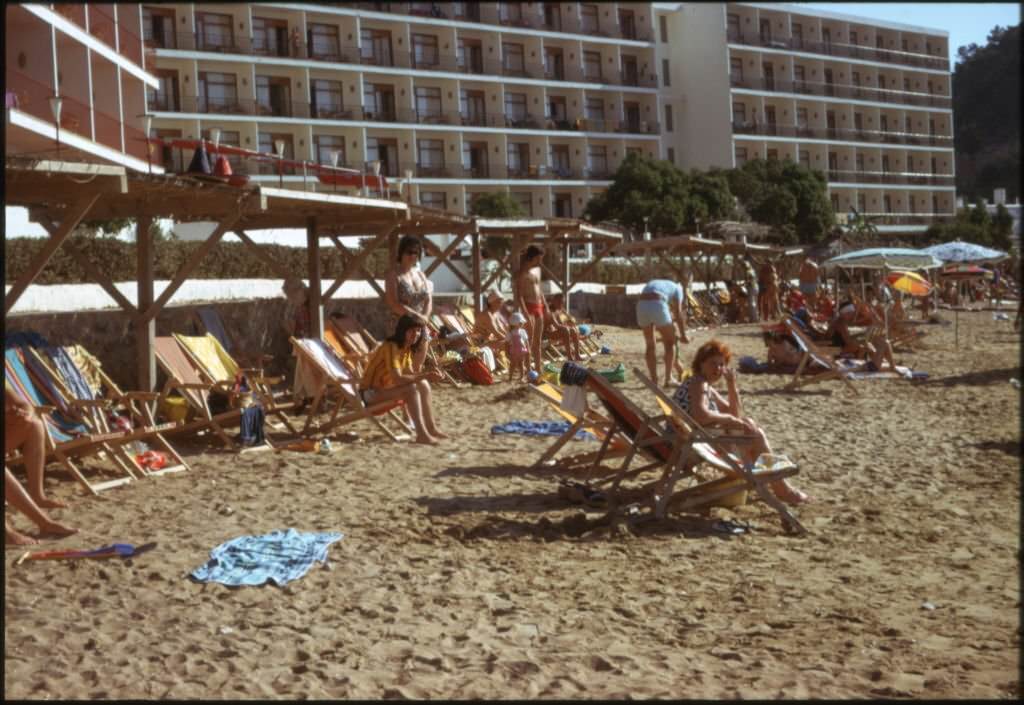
[159,395,190,423]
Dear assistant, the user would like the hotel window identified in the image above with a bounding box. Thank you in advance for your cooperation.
[585,97,605,124]
[664,104,674,132]
[256,75,292,117]
[502,43,526,75]
[619,9,636,39]
[258,132,295,174]
[901,38,909,52]
[796,107,808,131]
[857,193,867,213]
[626,147,643,159]
[662,59,671,87]
[876,35,885,49]
[311,79,344,118]
[460,89,486,125]
[883,194,892,213]
[853,112,863,132]
[507,142,530,176]
[504,92,527,123]
[798,150,810,169]
[851,71,860,86]
[767,149,778,161]
[143,6,176,49]
[420,192,447,210]
[511,192,533,216]
[313,134,346,166]
[659,15,669,42]
[544,4,561,30]
[417,139,445,174]
[547,95,568,123]
[549,144,571,175]
[831,194,841,212]
[581,5,599,33]
[253,17,289,57]
[855,154,864,172]
[195,12,233,51]
[363,83,396,120]
[791,23,803,48]
[732,102,746,126]
[307,23,341,60]
[457,38,483,73]
[366,137,399,176]
[361,29,393,66]
[499,2,523,24]
[412,34,439,68]
[583,51,602,80]
[667,147,675,165]
[734,146,747,166]
[587,145,608,177]
[414,86,442,120]
[544,47,565,79]
[849,30,858,45]
[197,72,238,113]
[730,57,743,83]
[150,69,180,112]
[727,13,740,40]
[903,77,911,92]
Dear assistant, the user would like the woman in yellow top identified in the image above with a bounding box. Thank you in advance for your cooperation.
[359,315,448,445]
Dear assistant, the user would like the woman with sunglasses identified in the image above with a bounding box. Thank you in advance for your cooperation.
[385,235,433,372]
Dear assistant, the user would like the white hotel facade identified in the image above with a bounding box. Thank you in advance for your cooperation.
[14,1,952,237]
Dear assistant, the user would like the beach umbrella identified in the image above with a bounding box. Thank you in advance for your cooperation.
[922,240,1007,264]
[823,247,943,270]
[940,264,994,280]
[886,271,931,297]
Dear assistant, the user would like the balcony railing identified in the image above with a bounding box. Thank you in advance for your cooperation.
[855,213,953,225]
[177,94,312,119]
[826,169,956,186]
[732,121,953,147]
[727,29,948,71]
[730,76,952,109]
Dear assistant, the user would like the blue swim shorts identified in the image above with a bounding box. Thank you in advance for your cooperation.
[636,299,673,327]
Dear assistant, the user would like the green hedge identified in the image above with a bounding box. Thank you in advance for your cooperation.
[5,237,393,285]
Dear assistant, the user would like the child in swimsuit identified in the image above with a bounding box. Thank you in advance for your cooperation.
[506,312,530,383]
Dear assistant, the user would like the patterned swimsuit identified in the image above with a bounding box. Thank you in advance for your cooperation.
[672,374,718,416]
[390,271,430,330]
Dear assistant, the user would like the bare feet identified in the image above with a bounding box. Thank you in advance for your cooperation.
[413,435,440,446]
[775,484,810,506]
[39,520,78,538]
[431,430,450,440]
[32,495,68,510]
[6,526,39,545]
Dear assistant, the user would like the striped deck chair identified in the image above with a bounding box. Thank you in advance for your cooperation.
[28,344,191,479]
[194,306,275,371]
[326,314,378,376]
[782,318,862,394]
[152,336,250,450]
[458,306,511,373]
[528,381,632,472]
[289,337,412,441]
[173,333,298,436]
[5,347,138,495]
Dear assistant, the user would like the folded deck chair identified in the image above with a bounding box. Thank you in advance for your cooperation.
[289,337,413,441]
[173,333,298,436]
[28,344,191,479]
[782,318,861,394]
[5,347,138,495]
[153,336,256,450]
[194,306,274,370]
[528,381,632,472]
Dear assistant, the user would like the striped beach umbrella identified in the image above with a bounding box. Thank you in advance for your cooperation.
[885,271,932,297]
[922,240,1007,264]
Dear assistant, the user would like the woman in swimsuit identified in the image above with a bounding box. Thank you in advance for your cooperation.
[673,340,808,505]
[385,236,433,372]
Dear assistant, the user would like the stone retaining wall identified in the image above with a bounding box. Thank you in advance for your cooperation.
[568,292,638,328]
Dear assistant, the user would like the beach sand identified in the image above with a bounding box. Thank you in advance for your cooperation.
[4,309,1020,699]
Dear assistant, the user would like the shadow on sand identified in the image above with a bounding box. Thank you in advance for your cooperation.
[920,366,1019,388]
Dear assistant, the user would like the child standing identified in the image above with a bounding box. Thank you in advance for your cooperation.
[507,311,531,383]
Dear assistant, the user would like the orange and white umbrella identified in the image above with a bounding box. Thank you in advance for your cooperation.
[885,271,932,297]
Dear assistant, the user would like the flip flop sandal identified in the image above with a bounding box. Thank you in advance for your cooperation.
[557,480,586,504]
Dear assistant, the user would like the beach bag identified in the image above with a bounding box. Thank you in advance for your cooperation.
[462,356,494,385]
[542,362,562,385]
[478,346,496,372]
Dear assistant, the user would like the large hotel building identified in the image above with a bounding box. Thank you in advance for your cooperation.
[6,2,956,236]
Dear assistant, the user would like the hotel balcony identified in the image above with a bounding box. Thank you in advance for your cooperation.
[729,76,951,109]
[53,3,146,68]
[825,169,955,186]
[726,28,948,71]
[731,121,953,148]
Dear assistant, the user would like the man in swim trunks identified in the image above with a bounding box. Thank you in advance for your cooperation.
[636,278,689,387]
[515,245,546,376]
[799,257,820,311]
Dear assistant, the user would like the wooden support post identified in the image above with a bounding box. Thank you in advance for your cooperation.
[307,216,324,339]
[136,217,156,392]
[5,194,100,315]
[561,241,571,310]
[471,229,482,313]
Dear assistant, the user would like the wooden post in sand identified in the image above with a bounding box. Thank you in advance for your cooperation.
[307,216,324,339]
[136,216,156,393]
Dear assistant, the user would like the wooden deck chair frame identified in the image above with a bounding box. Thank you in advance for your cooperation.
[152,337,261,452]
[193,305,275,371]
[550,307,602,357]
[289,337,413,441]
[326,314,378,375]
[173,333,299,437]
[456,306,510,374]
[783,318,862,394]
[5,349,139,495]
[27,345,192,480]
[528,381,632,472]
[632,369,805,534]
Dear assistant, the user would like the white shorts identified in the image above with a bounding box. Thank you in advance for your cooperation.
[636,299,673,328]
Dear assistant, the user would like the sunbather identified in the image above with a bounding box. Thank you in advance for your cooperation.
[5,386,67,510]
[829,302,895,371]
[6,468,78,545]
[544,295,583,361]
[358,315,448,445]
[672,340,809,505]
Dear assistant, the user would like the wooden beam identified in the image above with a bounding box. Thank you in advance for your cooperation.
[38,221,137,315]
[562,242,571,310]
[141,215,239,322]
[234,230,296,281]
[322,234,354,302]
[481,248,516,294]
[307,216,324,339]
[5,194,100,315]
[471,230,482,314]
[327,224,395,296]
[423,233,473,291]
[136,217,157,392]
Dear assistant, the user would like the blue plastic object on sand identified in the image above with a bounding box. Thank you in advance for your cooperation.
[600,345,612,354]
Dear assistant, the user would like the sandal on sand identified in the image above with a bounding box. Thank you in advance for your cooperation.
[557,481,608,509]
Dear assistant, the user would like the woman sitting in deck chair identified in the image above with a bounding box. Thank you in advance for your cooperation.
[359,315,449,446]
[673,340,809,505]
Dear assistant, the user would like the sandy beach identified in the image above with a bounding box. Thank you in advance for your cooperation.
[4,308,1020,699]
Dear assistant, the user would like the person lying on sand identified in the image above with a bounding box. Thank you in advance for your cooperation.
[829,302,895,372]
[673,340,809,505]
[359,315,449,445]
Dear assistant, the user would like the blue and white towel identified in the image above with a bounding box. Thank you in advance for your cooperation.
[190,528,344,587]
[491,420,596,441]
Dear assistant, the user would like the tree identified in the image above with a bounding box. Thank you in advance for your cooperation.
[843,206,879,244]
[725,159,834,244]
[583,153,735,236]
[470,192,525,259]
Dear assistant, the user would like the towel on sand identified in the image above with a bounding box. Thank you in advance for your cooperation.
[491,420,596,441]
[190,528,343,587]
